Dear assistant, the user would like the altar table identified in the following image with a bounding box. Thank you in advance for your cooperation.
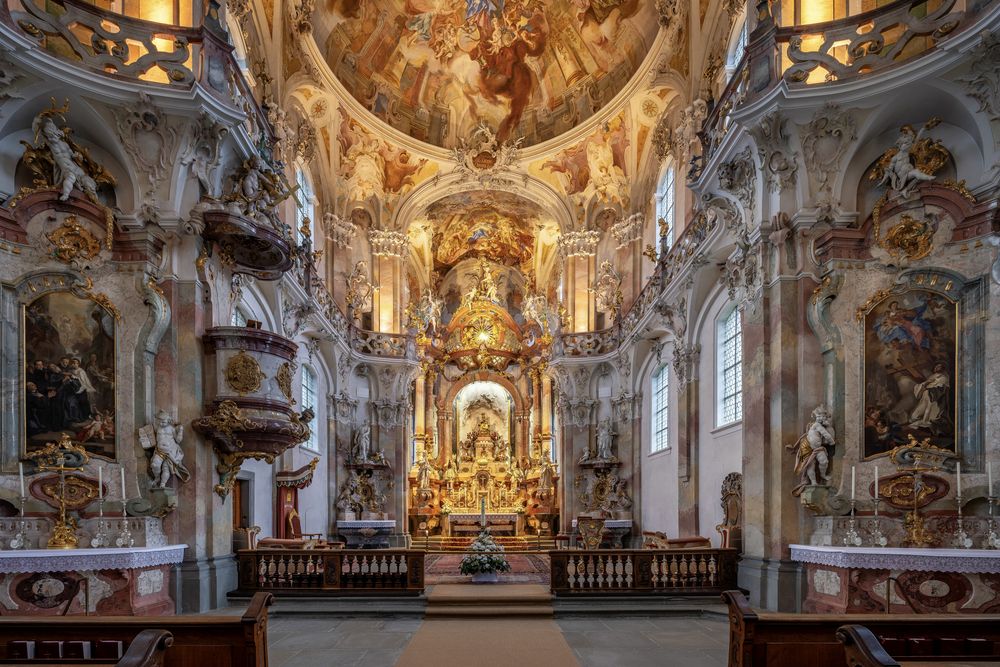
[790,544,1000,613]
[0,545,186,616]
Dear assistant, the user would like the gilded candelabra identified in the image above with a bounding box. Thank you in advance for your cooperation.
[27,434,92,550]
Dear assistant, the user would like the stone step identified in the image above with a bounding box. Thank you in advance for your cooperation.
[424,604,554,618]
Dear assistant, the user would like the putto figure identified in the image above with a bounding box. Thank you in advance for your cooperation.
[787,405,836,496]
[138,410,191,488]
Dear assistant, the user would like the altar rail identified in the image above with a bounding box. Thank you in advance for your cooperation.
[233,549,425,596]
[550,548,738,595]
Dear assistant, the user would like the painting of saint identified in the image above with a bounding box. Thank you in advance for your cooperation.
[23,292,116,458]
[862,290,956,458]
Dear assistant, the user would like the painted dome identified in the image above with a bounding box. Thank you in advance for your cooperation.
[314,0,659,148]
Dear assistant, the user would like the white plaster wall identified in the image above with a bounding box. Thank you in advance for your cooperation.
[696,294,744,547]
[241,459,274,539]
[639,354,679,537]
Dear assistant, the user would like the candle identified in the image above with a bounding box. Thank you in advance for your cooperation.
[120,466,126,501]
[956,461,962,497]
[989,462,994,497]
[18,462,24,498]
[874,466,879,499]
[98,466,103,500]
[851,466,856,501]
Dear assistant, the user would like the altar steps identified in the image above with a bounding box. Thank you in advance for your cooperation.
[425,584,554,618]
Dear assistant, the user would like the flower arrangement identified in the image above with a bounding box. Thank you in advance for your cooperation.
[459,530,511,576]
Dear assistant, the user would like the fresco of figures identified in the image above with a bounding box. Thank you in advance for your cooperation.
[23,292,116,458]
[318,0,657,147]
[862,290,957,459]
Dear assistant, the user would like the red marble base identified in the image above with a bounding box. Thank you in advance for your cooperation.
[0,565,175,616]
[802,563,1000,614]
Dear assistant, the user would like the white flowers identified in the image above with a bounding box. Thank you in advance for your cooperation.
[459,531,512,575]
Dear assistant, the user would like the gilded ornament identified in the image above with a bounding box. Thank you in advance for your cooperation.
[224,351,265,395]
[880,214,935,261]
[642,244,658,262]
[855,288,893,322]
[275,361,296,402]
[46,215,101,264]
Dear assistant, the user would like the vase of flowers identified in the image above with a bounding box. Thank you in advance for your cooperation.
[460,530,511,583]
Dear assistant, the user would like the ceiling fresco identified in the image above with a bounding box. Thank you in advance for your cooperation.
[316,0,659,149]
[420,190,543,271]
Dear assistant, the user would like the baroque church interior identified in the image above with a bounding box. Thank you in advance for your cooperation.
[1,0,1000,665]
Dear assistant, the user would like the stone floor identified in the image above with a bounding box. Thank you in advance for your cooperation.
[267,614,729,667]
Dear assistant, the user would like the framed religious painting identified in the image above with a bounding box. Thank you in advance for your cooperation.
[861,288,958,459]
[22,290,117,459]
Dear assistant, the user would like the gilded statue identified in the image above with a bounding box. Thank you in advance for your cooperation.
[138,410,191,487]
[787,405,836,496]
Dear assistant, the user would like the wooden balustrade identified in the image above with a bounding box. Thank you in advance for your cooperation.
[233,549,424,596]
[550,548,738,595]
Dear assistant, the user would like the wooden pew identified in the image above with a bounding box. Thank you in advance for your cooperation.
[2,629,172,667]
[0,593,271,667]
[837,624,1000,667]
[724,590,1000,667]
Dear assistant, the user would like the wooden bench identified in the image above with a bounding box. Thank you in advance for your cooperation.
[837,624,1000,667]
[2,629,172,667]
[0,593,271,667]
[724,590,1000,667]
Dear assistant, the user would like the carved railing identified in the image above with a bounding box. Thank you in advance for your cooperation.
[698,0,984,166]
[5,0,271,141]
[550,548,738,595]
[351,327,411,358]
[234,549,425,595]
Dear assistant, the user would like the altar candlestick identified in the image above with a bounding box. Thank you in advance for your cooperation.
[851,466,856,501]
[18,462,24,497]
[480,496,486,529]
[98,466,103,500]
[874,466,879,499]
[956,461,962,497]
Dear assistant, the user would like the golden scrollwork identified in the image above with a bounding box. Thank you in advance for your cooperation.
[904,510,938,548]
[879,473,941,508]
[855,288,893,323]
[224,351,265,395]
[46,215,101,264]
[27,433,90,469]
[275,361,295,403]
[881,214,935,261]
[888,434,958,472]
[201,399,260,436]
[40,474,99,511]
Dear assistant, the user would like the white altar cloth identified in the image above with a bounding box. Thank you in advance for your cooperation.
[449,513,518,522]
[0,545,187,574]
[336,520,396,529]
[790,544,1000,574]
[572,519,633,529]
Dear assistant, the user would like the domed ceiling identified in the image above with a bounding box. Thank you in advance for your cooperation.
[315,0,659,149]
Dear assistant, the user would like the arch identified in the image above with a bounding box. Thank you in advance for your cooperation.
[440,370,527,414]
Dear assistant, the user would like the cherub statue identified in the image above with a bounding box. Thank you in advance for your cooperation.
[787,405,836,496]
[138,410,191,487]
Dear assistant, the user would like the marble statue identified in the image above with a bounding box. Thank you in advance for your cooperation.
[595,419,617,463]
[138,410,191,487]
[346,261,375,324]
[29,105,102,202]
[352,422,371,463]
[877,119,940,197]
[417,454,433,490]
[787,405,836,496]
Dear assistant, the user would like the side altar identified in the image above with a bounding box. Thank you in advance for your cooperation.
[408,416,558,537]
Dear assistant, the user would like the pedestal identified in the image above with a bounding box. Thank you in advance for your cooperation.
[0,545,187,615]
[791,544,1000,614]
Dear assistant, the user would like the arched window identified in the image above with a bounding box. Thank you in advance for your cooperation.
[294,166,315,245]
[301,365,320,451]
[655,166,675,255]
[231,303,249,327]
[726,16,749,81]
[651,364,670,453]
[717,307,743,426]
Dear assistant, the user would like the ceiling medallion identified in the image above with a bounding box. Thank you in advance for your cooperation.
[225,351,265,395]
[46,215,101,264]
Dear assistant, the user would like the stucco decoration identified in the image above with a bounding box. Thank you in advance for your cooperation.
[114,92,179,195]
[800,103,857,213]
[749,111,798,193]
[958,30,1000,122]
[718,146,757,217]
